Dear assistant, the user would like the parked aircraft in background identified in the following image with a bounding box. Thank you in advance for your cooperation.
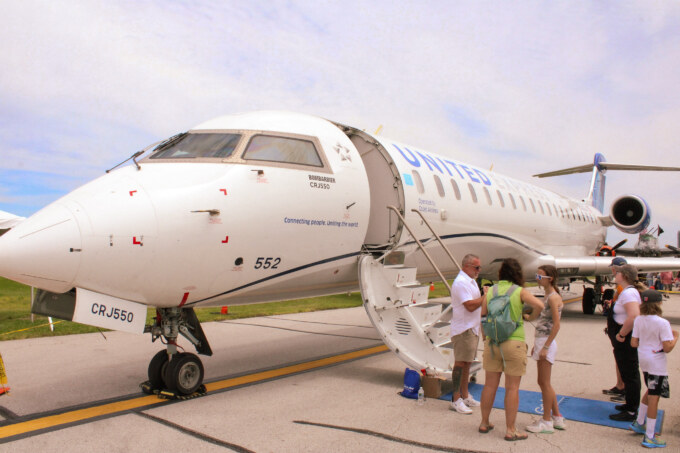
[1,111,679,394]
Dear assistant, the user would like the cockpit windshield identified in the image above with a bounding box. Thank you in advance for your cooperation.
[150,133,241,159]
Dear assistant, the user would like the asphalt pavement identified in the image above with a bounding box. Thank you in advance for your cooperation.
[0,284,678,452]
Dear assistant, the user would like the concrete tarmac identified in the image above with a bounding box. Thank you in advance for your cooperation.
[0,285,679,452]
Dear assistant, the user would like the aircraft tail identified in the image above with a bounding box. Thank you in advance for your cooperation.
[533,154,680,213]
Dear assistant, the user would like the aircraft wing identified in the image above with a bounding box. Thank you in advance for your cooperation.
[615,247,680,258]
[538,255,680,277]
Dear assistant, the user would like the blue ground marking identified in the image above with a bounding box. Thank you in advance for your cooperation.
[441,383,663,434]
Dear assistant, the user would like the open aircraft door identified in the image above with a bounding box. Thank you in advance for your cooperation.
[336,125,458,378]
[337,127,405,250]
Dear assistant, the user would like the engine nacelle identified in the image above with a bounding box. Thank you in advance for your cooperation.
[609,195,651,234]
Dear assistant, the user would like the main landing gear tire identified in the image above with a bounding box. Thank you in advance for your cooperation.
[148,350,169,389]
[582,287,596,315]
[164,352,204,395]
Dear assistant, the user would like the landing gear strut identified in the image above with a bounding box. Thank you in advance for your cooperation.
[144,307,212,396]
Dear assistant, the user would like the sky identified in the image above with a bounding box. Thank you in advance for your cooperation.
[2,0,680,249]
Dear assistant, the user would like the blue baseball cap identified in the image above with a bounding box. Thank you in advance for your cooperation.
[610,257,627,266]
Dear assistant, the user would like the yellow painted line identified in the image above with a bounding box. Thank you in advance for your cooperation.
[205,344,388,392]
[0,344,388,440]
[0,395,162,439]
[562,296,581,305]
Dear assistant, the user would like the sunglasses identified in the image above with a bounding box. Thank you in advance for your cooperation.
[468,265,481,271]
[535,274,552,281]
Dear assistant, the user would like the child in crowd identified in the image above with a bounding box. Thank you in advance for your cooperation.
[630,289,678,448]
[525,265,566,433]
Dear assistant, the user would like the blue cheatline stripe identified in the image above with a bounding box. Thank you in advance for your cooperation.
[188,231,546,306]
[186,251,361,306]
[425,232,546,256]
[442,383,663,433]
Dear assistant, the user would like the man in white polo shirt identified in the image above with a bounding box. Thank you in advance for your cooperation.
[450,253,487,414]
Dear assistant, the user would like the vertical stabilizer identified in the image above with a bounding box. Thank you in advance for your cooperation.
[586,153,607,213]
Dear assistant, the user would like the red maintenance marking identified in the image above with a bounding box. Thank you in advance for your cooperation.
[179,292,189,307]
[220,189,227,195]
[222,236,229,244]
[129,190,137,196]
[133,237,143,246]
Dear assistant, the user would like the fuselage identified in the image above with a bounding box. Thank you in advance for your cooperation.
[0,111,605,308]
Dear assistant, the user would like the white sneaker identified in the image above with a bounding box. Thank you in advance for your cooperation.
[525,419,554,433]
[450,398,472,414]
[463,396,480,407]
[552,415,567,430]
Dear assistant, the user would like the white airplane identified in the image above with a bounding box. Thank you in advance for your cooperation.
[1,110,679,395]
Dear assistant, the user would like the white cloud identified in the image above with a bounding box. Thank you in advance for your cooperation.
[1,0,679,243]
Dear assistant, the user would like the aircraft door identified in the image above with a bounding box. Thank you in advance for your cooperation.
[347,132,404,249]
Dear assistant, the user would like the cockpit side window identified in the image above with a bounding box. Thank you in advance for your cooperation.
[150,133,241,159]
[242,135,323,167]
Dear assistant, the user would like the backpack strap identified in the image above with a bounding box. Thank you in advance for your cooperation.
[507,285,521,324]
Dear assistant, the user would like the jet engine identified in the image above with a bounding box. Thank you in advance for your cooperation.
[609,195,651,234]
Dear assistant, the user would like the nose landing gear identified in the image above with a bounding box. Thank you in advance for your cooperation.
[143,307,212,397]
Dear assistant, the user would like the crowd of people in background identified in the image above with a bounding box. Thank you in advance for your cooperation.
[445,254,678,448]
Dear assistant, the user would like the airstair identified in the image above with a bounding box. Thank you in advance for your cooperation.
[359,207,481,379]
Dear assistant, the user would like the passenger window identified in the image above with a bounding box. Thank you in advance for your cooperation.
[468,183,478,203]
[483,187,492,206]
[151,133,241,159]
[519,196,527,211]
[496,190,505,208]
[546,203,552,216]
[538,200,545,215]
[413,171,425,194]
[433,175,445,197]
[553,204,559,217]
[529,198,536,213]
[243,135,322,167]
[509,193,517,209]
[450,179,461,200]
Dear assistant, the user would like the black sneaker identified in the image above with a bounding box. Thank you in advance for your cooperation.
[610,394,625,402]
[602,386,625,395]
[609,411,636,421]
[615,404,633,412]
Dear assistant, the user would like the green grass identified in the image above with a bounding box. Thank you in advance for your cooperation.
[0,277,366,341]
[0,278,467,341]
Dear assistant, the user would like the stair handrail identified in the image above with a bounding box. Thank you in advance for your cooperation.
[385,206,451,294]
[411,208,462,271]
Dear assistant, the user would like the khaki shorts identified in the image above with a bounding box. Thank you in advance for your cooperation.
[482,338,527,376]
[451,328,479,363]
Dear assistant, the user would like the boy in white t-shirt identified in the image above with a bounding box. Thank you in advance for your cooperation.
[631,289,679,449]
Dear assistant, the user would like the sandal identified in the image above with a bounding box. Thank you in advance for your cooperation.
[478,424,494,434]
[504,431,528,441]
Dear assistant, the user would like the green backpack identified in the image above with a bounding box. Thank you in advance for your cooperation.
[482,284,520,346]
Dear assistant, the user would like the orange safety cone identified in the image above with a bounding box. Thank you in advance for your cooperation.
[220,306,229,314]
[429,282,435,291]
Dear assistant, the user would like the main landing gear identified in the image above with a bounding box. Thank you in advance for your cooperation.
[582,276,615,315]
[143,307,213,396]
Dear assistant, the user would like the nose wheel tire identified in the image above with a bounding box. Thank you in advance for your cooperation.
[148,350,170,389]
[164,352,204,395]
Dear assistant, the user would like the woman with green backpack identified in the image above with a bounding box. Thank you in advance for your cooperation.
[478,258,544,441]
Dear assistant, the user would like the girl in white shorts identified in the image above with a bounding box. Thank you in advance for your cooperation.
[525,265,565,434]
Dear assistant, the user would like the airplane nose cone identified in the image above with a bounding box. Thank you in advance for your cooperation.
[0,203,82,293]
